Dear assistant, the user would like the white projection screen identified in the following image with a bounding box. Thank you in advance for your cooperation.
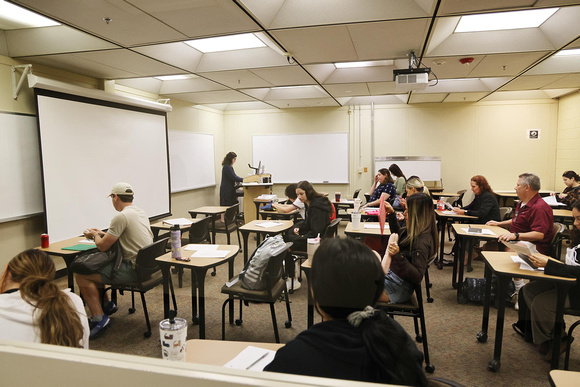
[35,89,171,242]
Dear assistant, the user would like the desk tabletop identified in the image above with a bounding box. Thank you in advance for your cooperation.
[432,192,460,198]
[37,236,95,256]
[188,206,230,215]
[240,220,294,233]
[253,198,273,203]
[435,209,478,220]
[549,369,580,387]
[156,244,239,268]
[150,220,194,231]
[452,224,510,239]
[259,209,298,216]
[482,251,577,282]
[331,200,355,206]
[553,209,573,218]
[344,222,391,236]
[186,339,283,366]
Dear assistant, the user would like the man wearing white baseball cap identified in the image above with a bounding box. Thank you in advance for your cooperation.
[76,182,153,340]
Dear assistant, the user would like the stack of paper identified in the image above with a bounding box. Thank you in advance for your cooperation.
[162,218,193,226]
[257,194,277,200]
[255,221,282,228]
[223,346,276,371]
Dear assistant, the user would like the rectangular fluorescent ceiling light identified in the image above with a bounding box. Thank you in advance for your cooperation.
[154,74,196,81]
[555,48,580,56]
[335,60,394,69]
[455,8,558,33]
[0,0,60,29]
[185,33,265,53]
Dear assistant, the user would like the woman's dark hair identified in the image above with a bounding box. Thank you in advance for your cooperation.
[571,200,580,246]
[297,180,323,202]
[378,168,394,184]
[221,151,237,166]
[311,238,427,386]
[401,192,438,253]
[0,249,85,347]
[284,184,298,200]
[563,170,580,181]
[471,175,493,194]
[388,164,406,180]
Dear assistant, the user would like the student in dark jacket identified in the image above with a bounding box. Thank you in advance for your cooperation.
[453,175,501,224]
[520,200,580,360]
[264,237,428,386]
[286,180,332,251]
[379,193,438,304]
[219,151,243,206]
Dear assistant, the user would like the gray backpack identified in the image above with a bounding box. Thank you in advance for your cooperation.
[240,234,287,290]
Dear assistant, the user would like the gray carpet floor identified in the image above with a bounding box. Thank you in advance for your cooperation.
[62,224,580,386]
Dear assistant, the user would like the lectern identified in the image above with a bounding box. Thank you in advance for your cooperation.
[242,174,272,223]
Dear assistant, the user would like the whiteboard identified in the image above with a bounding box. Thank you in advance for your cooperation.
[0,112,43,222]
[375,156,441,182]
[253,133,349,184]
[168,131,216,192]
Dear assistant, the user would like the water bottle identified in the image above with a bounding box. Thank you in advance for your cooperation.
[171,224,181,259]
[438,198,444,211]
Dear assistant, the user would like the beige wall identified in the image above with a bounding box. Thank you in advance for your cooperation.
[555,91,580,189]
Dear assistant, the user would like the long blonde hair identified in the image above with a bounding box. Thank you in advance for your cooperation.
[1,249,84,348]
[401,193,438,253]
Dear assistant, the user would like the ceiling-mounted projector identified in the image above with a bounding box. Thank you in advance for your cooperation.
[393,67,431,92]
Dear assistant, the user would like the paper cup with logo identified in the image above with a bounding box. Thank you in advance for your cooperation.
[159,312,188,361]
[351,212,362,230]
[307,237,320,265]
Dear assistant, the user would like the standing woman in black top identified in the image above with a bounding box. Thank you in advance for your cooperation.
[453,175,500,224]
[219,151,243,206]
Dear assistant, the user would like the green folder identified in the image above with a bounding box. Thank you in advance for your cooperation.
[62,244,96,251]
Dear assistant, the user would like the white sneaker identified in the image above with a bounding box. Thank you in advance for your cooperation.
[512,293,519,310]
[286,278,301,291]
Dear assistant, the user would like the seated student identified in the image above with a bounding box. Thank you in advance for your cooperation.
[0,249,89,348]
[264,237,428,386]
[378,193,438,304]
[389,163,407,196]
[363,168,396,208]
[551,170,580,209]
[517,200,580,361]
[286,180,333,252]
[272,183,305,219]
[453,175,500,224]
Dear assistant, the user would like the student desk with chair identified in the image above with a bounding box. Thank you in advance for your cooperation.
[239,220,294,264]
[477,251,577,372]
[451,224,510,303]
[186,339,284,366]
[156,244,240,339]
[38,236,97,292]
[188,206,230,244]
[150,219,193,240]
[259,208,300,222]
[344,221,391,239]
[434,210,477,269]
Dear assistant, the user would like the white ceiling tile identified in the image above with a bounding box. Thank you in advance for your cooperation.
[127,0,259,38]
[368,82,398,95]
[75,49,183,77]
[265,85,329,100]
[526,53,580,75]
[323,83,371,97]
[195,47,289,72]
[539,6,580,48]
[265,98,340,109]
[543,88,579,98]
[468,52,548,77]
[239,0,285,27]
[115,78,162,94]
[323,66,394,84]
[160,78,227,94]
[438,0,535,15]
[414,78,491,93]
[6,25,118,57]
[250,66,314,86]
[297,98,341,108]
[304,64,337,83]
[198,70,272,89]
[443,92,488,102]
[271,25,358,64]
[132,43,203,73]
[348,95,407,105]
[410,93,448,103]
[223,101,276,111]
[500,74,568,90]
[422,55,483,78]
[541,73,580,89]
[482,90,557,101]
[12,0,188,46]
[241,88,271,99]
[170,90,256,104]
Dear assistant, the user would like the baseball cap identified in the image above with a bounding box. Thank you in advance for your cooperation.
[108,182,134,197]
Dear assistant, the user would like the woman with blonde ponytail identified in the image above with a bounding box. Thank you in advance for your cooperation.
[0,249,89,348]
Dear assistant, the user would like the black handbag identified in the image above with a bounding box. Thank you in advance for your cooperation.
[70,241,123,275]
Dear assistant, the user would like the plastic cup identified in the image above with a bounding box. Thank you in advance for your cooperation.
[351,213,361,230]
[335,192,341,202]
[307,238,320,265]
[159,314,188,361]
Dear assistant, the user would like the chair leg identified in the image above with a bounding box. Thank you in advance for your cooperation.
[416,289,434,373]
[236,228,242,251]
[129,291,136,314]
[177,267,183,288]
[235,299,243,325]
[269,303,280,343]
[140,292,152,338]
[424,267,434,303]
[169,275,177,312]
[284,288,292,328]
[221,299,231,340]
[565,320,580,370]
[226,231,231,245]
[413,316,421,342]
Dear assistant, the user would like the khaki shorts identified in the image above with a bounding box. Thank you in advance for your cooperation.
[100,260,137,284]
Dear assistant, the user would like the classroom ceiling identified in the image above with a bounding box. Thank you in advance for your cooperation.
[2,0,580,110]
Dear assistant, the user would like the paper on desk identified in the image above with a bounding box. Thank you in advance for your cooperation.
[441,210,456,215]
[224,346,277,371]
[184,244,219,251]
[255,221,283,228]
[162,218,193,226]
[191,249,229,258]
[77,238,96,244]
[364,223,389,229]
[257,194,277,200]
[461,228,495,235]
[542,195,566,207]
[511,255,544,271]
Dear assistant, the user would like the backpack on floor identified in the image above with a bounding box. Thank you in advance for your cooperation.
[240,234,287,290]
[462,277,515,304]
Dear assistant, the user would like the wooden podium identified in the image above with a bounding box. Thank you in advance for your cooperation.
[242,174,273,223]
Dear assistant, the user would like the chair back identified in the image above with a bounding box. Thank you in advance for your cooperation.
[188,217,211,244]
[452,190,466,207]
[224,203,239,225]
[263,242,292,291]
[135,237,169,283]
[550,222,567,260]
[353,189,361,199]
[323,218,341,238]
[364,193,371,204]
[461,190,475,207]
[499,207,512,221]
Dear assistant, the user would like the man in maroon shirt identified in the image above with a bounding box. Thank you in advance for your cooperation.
[487,173,554,309]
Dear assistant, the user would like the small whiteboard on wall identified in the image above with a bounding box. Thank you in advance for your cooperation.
[253,133,349,184]
[169,131,216,192]
[0,112,43,222]
[375,156,441,182]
